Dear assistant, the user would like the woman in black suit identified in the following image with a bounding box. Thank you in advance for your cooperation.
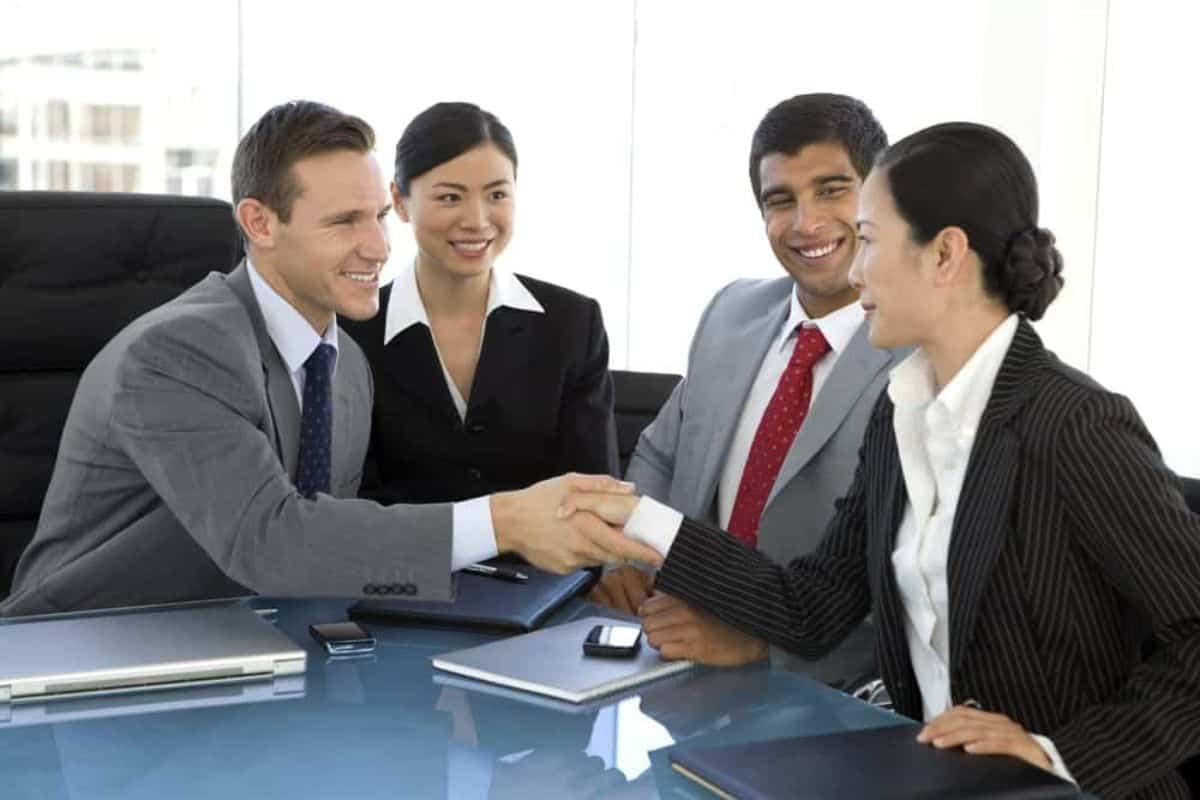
[564,123,1200,798]
[342,102,618,504]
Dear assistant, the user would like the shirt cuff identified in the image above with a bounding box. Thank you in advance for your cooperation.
[451,496,499,572]
[1030,734,1077,786]
[624,496,684,559]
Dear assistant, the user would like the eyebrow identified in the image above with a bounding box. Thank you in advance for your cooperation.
[320,204,392,225]
[432,178,512,191]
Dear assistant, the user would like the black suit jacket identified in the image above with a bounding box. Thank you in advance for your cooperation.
[341,274,618,503]
[655,319,1200,799]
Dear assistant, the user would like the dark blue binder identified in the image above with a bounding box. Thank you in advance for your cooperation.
[349,562,594,633]
[669,722,1080,799]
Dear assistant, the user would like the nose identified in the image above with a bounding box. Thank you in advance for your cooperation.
[460,196,488,231]
[848,245,865,289]
[359,213,390,263]
[790,199,826,236]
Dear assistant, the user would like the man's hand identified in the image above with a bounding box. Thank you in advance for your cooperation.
[917,706,1054,771]
[589,565,655,614]
[638,592,768,667]
[491,474,662,574]
[558,489,641,527]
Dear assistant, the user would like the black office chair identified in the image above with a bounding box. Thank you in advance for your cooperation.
[1177,478,1200,797]
[0,191,242,599]
[610,369,683,476]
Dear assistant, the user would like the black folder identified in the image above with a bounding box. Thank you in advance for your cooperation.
[349,562,594,633]
[669,722,1080,799]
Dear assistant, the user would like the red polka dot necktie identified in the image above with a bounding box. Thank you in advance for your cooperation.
[727,325,830,547]
[296,343,335,499]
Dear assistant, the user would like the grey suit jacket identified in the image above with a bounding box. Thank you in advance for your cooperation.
[2,262,452,617]
[626,276,900,686]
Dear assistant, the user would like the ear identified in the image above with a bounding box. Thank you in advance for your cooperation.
[391,182,411,223]
[235,198,278,249]
[928,225,972,288]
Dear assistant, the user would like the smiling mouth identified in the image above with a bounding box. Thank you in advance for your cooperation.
[341,269,379,286]
[451,239,492,254]
[790,238,845,261]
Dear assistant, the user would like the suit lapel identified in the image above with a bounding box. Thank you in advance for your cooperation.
[693,289,791,513]
[765,323,891,510]
[868,415,922,718]
[468,307,537,425]
[225,262,300,477]
[376,286,462,428]
[946,319,1045,669]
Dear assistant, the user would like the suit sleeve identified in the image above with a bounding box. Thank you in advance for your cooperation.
[623,282,731,497]
[653,401,881,658]
[110,321,454,600]
[557,297,619,477]
[1047,392,1200,797]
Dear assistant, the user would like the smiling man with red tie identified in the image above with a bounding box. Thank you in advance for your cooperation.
[589,94,904,691]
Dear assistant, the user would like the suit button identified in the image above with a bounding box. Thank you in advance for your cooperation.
[405,583,418,595]
[468,468,483,480]
[386,583,401,594]
[468,424,485,434]
[363,584,377,594]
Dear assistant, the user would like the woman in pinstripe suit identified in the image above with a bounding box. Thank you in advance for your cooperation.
[565,122,1200,798]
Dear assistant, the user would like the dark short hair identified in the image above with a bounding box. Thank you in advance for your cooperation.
[748,93,887,204]
[877,122,1064,320]
[393,102,517,196]
[232,100,375,224]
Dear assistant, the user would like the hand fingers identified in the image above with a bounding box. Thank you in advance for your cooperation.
[588,581,615,609]
[638,591,682,617]
[918,707,1015,743]
[657,641,696,661]
[562,473,636,495]
[640,603,698,635]
[557,491,637,526]
[577,515,663,567]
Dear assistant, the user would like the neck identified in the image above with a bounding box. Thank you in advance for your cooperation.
[921,301,1010,391]
[249,251,331,336]
[795,285,860,320]
[414,254,490,318]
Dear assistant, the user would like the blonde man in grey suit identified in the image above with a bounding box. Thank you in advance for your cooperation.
[3,101,657,617]
[591,94,898,688]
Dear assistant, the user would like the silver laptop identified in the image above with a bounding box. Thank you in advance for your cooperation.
[432,616,692,704]
[0,602,306,704]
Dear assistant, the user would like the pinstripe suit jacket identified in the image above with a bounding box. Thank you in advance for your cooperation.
[655,319,1200,799]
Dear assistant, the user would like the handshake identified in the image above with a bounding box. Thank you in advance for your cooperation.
[488,473,653,574]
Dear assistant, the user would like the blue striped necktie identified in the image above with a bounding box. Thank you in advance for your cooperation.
[296,343,336,499]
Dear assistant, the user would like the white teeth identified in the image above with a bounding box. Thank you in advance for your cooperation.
[343,272,376,284]
[453,241,488,252]
[798,241,838,259]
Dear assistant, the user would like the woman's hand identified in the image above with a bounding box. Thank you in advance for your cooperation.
[917,706,1052,771]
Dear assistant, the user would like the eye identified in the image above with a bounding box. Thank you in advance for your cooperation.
[436,192,461,203]
[857,234,872,246]
[763,196,792,210]
[817,186,847,199]
[490,190,509,201]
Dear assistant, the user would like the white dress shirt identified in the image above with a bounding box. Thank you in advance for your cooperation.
[716,293,865,528]
[247,258,338,404]
[626,313,1074,784]
[383,260,545,420]
[246,258,495,571]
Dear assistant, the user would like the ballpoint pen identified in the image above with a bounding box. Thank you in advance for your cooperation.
[463,562,529,583]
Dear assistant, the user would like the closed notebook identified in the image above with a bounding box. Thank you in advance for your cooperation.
[669,722,1079,799]
[350,562,593,632]
[432,616,692,704]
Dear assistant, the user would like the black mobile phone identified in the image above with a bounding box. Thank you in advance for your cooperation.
[309,621,376,656]
[583,624,642,658]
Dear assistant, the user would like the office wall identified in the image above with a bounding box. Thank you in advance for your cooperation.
[4,0,1197,474]
[1091,0,1200,476]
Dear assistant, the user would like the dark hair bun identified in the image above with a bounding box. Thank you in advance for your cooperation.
[1001,227,1063,321]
